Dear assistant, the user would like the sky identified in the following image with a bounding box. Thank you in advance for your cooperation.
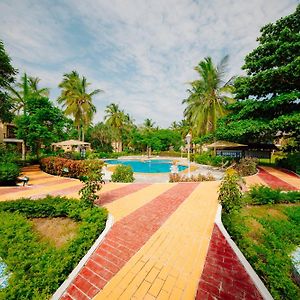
[0,0,298,127]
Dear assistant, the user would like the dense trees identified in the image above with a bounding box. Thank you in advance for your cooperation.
[0,40,17,122]
[58,71,102,141]
[183,56,234,136]
[217,5,300,145]
[15,97,69,158]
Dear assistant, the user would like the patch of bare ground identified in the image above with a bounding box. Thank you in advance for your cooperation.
[31,217,79,248]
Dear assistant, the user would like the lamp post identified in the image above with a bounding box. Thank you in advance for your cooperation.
[186,133,192,178]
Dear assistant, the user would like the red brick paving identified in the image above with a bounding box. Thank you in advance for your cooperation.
[196,225,263,300]
[94,183,151,205]
[258,167,298,191]
[278,167,300,178]
[61,183,199,299]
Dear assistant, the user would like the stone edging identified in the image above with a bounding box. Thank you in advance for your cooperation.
[51,213,114,300]
[215,205,274,300]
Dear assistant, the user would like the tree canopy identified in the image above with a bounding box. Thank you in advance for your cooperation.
[217,5,300,144]
[15,97,69,157]
[0,40,17,122]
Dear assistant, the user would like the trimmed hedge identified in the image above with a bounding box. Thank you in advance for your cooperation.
[0,196,108,299]
[244,185,300,205]
[40,156,104,178]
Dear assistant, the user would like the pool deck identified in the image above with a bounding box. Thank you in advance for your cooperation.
[0,165,299,299]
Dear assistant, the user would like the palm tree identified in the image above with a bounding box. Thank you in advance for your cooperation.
[182,56,235,136]
[104,103,134,152]
[143,118,156,131]
[9,73,49,114]
[58,71,102,141]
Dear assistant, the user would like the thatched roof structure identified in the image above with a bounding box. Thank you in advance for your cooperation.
[206,141,247,149]
[52,139,90,147]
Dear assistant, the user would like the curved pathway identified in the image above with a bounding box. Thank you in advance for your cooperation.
[1,165,299,299]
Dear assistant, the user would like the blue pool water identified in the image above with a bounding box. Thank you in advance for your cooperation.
[0,259,9,289]
[105,159,187,173]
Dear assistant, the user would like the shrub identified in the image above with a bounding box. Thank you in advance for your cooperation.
[218,171,243,213]
[58,151,82,160]
[276,152,300,175]
[111,165,134,182]
[194,152,232,167]
[0,162,20,185]
[79,169,103,206]
[234,157,258,176]
[244,185,300,205]
[0,196,108,299]
[0,144,20,162]
[169,173,215,182]
[40,157,103,179]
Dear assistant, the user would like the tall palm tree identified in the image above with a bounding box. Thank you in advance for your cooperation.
[104,103,133,152]
[58,71,102,141]
[9,73,49,114]
[182,56,235,136]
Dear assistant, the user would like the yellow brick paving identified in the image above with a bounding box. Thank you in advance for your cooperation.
[260,166,300,189]
[104,184,174,222]
[94,181,220,300]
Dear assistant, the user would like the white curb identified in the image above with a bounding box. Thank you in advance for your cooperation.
[215,205,273,300]
[51,213,114,300]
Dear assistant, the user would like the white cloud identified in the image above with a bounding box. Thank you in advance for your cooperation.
[0,0,298,127]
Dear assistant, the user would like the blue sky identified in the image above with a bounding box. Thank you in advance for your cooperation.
[0,0,298,127]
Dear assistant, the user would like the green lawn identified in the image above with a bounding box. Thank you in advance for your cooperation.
[0,197,107,300]
[223,203,300,300]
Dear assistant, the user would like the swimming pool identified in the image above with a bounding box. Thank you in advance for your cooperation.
[105,159,187,173]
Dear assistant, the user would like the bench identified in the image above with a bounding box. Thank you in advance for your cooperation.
[18,176,29,186]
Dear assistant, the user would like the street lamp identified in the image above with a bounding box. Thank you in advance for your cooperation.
[186,133,192,178]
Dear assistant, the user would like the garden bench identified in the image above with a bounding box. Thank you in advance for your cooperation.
[18,176,29,186]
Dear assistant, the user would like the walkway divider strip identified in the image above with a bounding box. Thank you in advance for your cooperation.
[214,205,273,300]
[51,214,114,300]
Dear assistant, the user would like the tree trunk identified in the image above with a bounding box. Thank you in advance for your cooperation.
[78,125,81,141]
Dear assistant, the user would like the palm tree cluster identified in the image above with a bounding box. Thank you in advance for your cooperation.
[183,56,235,137]
[58,71,102,141]
[9,73,49,114]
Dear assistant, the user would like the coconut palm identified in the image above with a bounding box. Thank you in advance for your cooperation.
[183,56,235,136]
[9,73,49,114]
[58,71,102,141]
[143,118,156,131]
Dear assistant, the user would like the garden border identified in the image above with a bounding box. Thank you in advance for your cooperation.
[51,213,114,300]
[215,205,274,300]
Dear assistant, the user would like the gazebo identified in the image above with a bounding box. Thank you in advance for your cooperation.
[207,141,247,158]
[51,140,91,152]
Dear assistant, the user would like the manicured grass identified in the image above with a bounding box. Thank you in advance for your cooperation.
[0,196,107,299]
[223,203,300,299]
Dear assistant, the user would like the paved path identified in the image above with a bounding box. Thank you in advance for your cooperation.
[1,165,299,299]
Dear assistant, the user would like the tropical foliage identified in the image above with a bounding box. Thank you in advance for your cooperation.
[0,40,17,122]
[9,73,49,114]
[183,56,234,136]
[58,71,102,141]
[217,5,300,144]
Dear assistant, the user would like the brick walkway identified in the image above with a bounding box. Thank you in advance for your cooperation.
[1,165,298,299]
[61,183,199,299]
[196,225,263,300]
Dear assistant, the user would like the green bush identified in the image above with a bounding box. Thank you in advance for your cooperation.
[234,157,258,176]
[111,165,134,182]
[0,144,20,162]
[218,171,242,213]
[194,152,232,167]
[276,152,300,175]
[245,185,300,205]
[0,196,108,299]
[223,205,300,299]
[0,162,20,185]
